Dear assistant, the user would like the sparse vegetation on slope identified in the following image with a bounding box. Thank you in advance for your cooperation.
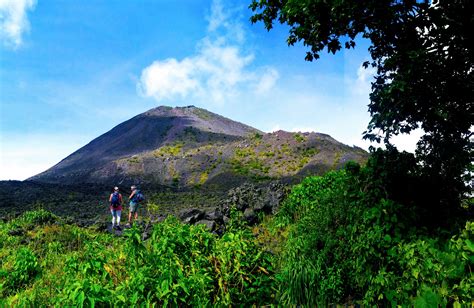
[28,106,367,189]
[115,130,367,188]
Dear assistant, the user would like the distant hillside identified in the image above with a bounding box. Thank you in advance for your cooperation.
[29,106,368,188]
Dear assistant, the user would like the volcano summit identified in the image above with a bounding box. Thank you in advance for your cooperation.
[29,106,367,188]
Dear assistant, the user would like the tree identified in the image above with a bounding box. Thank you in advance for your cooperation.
[250,0,473,215]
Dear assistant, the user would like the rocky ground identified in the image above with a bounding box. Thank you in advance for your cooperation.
[0,179,288,232]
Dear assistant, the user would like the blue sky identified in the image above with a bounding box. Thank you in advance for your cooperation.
[0,0,421,180]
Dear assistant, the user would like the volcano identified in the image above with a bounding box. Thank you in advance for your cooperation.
[29,105,367,188]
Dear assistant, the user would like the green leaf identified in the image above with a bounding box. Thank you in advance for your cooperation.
[117,295,126,302]
[464,239,474,252]
[77,291,85,307]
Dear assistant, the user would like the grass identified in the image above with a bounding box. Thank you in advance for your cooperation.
[153,142,184,157]
[293,133,307,143]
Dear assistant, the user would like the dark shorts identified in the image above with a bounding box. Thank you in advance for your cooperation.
[129,201,139,213]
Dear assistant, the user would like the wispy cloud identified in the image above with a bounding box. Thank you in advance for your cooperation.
[352,64,376,95]
[0,0,36,49]
[137,0,278,105]
[255,68,279,94]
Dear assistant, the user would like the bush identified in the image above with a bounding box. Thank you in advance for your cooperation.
[11,209,57,229]
[0,247,40,297]
[277,159,473,306]
[0,210,277,306]
[212,229,276,305]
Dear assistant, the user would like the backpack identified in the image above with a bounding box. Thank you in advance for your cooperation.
[111,192,120,207]
[135,190,145,202]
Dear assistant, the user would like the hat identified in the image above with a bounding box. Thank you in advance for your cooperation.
[114,187,119,191]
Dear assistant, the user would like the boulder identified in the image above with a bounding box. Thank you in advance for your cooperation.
[179,208,205,224]
[223,215,230,225]
[220,181,288,217]
[243,208,257,225]
[195,219,216,231]
[205,209,223,222]
[151,215,166,223]
[178,181,288,231]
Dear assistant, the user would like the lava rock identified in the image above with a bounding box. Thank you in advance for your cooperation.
[205,209,223,222]
[179,208,205,224]
[8,228,24,236]
[243,208,258,225]
[195,219,216,231]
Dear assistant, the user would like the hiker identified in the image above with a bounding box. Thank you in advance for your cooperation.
[127,185,144,226]
[109,186,123,230]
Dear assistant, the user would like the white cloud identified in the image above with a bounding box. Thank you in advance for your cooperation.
[0,0,36,48]
[391,128,423,153]
[206,0,245,44]
[138,58,199,101]
[255,68,279,94]
[138,0,278,105]
[350,64,376,96]
[206,0,227,33]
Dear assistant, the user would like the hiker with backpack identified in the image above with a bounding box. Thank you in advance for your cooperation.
[127,185,144,226]
[109,186,123,230]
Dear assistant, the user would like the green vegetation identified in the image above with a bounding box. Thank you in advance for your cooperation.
[182,126,199,142]
[231,146,272,180]
[192,108,212,121]
[251,132,263,141]
[293,133,306,143]
[198,172,208,185]
[2,150,472,305]
[153,142,184,157]
[127,156,140,164]
[300,147,318,157]
[274,154,473,306]
[331,151,342,169]
[235,147,254,158]
[231,157,271,180]
[0,210,275,306]
[245,3,473,304]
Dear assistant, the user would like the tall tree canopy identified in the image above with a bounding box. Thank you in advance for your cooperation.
[250,0,473,212]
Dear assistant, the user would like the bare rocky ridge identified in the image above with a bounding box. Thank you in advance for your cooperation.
[29,105,368,189]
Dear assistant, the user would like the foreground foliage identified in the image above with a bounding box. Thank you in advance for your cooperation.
[0,209,275,306]
[276,155,473,306]
[1,151,472,306]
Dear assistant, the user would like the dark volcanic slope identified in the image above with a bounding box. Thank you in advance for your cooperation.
[29,106,261,184]
[30,105,368,188]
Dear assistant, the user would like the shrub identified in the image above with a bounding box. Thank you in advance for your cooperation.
[212,229,276,305]
[0,247,40,297]
[277,160,473,306]
[11,209,57,229]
